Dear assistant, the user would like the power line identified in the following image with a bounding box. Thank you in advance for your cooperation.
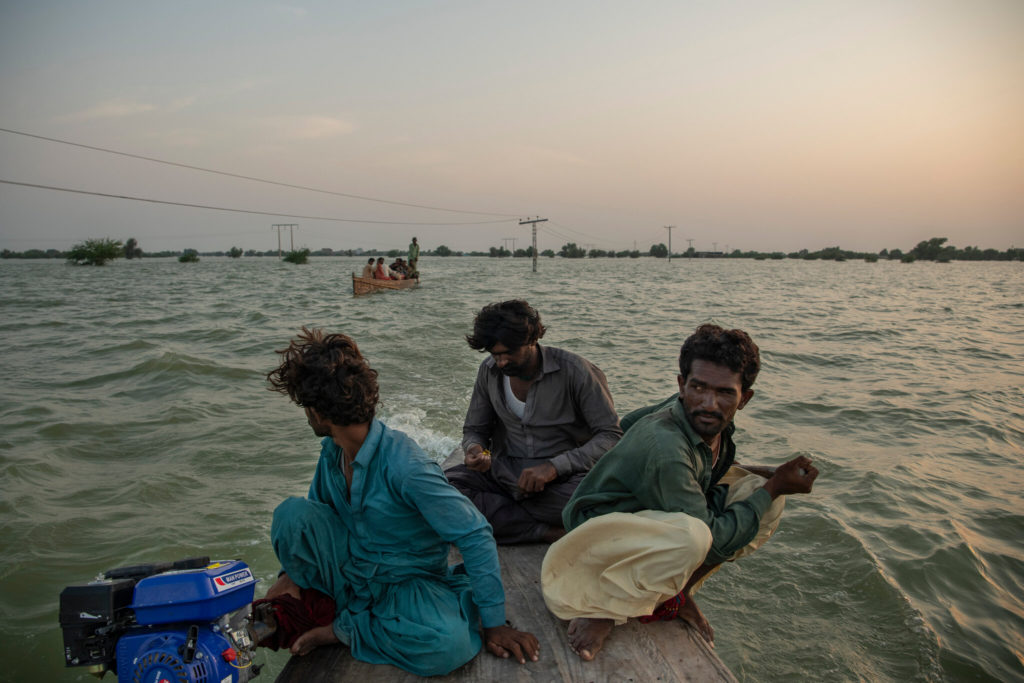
[0,179,515,226]
[0,126,519,218]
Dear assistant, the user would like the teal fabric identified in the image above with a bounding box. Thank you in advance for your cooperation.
[563,398,772,565]
[271,420,506,676]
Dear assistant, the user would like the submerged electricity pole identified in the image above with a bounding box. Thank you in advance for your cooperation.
[272,224,298,257]
[519,217,548,272]
[664,225,675,262]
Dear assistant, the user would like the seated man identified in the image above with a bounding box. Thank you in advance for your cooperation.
[264,328,538,676]
[374,256,397,280]
[360,257,375,279]
[541,324,818,661]
[446,300,622,545]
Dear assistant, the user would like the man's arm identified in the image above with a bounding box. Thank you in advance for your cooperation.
[462,362,497,467]
[402,465,539,663]
[545,362,622,477]
[734,463,777,479]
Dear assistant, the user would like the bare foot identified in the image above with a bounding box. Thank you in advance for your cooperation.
[678,595,714,645]
[290,623,339,656]
[567,617,614,661]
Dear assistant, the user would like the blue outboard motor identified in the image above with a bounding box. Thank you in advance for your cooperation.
[60,557,269,682]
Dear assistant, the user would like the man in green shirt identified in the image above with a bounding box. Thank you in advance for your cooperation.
[408,237,419,277]
[541,324,818,661]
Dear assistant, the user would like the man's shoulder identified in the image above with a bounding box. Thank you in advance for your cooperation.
[542,345,605,378]
[618,406,696,458]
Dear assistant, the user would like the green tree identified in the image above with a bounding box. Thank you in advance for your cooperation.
[559,243,586,258]
[649,243,668,258]
[434,244,453,256]
[228,246,243,258]
[67,238,123,266]
[541,249,555,257]
[124,237,142,259]
[283,248,310,264]
[179,248,200,263]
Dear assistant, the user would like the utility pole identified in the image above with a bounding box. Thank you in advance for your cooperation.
[272,224,298,257]
[664,225,675,262]
[712,241,718,254]
[686,238,694,257]
[519,217,547,272]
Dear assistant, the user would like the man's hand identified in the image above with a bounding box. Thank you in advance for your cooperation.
[762,455,818,499]
[464,445,492,472]
[483,624,540,664]
[290,623,339,656]
[264,572,301,601]
[517,462,558,493]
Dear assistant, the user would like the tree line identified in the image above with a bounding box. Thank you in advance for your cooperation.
[1,236,1019,265]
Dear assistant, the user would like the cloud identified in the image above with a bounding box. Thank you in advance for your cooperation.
[59,98,158,121]
[257,115,356,141]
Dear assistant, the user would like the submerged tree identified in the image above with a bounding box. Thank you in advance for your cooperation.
[67,238,123,266]
[283,248,310,264]
[179,249,200,263]
[124,237,142,259]
[228,246,243,258]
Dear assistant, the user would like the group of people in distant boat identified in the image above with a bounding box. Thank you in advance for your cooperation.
[258,299,819,675]
[359,236,420,281]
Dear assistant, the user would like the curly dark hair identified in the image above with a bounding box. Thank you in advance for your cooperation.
[679,324,760,392]
[465,299,547,351]
[267,327,379,425]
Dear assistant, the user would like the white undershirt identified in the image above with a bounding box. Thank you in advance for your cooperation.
[503,375,527,419]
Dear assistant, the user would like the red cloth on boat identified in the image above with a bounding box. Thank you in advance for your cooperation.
[253,588,337,650]
[638,590,686,623]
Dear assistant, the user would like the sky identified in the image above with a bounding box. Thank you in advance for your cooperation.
[1,0,1021,254]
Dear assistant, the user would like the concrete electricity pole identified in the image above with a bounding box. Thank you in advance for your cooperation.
[272,224,298,257]
[519,217,548,272]
[664,225,675,262]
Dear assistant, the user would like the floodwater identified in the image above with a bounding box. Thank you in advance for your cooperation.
[1,255,1021,682]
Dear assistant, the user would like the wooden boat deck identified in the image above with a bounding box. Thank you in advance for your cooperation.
[275,542,736,683]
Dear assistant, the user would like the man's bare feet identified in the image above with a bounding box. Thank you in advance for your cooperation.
[678,595,714,645]
[290,623,339,656]
[567,617,614,661]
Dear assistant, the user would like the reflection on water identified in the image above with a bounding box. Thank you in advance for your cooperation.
[1,256,1021,682]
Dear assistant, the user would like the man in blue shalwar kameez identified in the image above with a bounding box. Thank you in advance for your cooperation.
[265,327,539,676]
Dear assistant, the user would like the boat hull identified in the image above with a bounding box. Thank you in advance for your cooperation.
[352,274,419,296]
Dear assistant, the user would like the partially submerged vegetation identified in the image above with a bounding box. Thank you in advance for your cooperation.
[65,238,123,266]
[282,248,310,264]
[3,236,1020,262]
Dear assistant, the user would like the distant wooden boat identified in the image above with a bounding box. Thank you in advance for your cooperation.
[352,273,419,296]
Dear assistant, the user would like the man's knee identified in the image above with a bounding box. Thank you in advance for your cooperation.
[271,496,335,544]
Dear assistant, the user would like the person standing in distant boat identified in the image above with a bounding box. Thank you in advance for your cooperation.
[541,324,818,661]
[361,257,375,279]
[446,300,622,545]
[408,237,420,278]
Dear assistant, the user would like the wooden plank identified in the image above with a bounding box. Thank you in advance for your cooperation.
[275,543,736,683]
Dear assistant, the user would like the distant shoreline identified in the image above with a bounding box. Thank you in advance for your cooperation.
[3,237,1021,263]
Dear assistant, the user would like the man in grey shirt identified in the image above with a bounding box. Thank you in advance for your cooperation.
[445,300,622,544]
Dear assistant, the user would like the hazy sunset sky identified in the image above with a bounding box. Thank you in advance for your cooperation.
[1,1,1021,254]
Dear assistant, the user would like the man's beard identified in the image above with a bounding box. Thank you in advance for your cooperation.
[500,362,530,379]
[685,408,728,438]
